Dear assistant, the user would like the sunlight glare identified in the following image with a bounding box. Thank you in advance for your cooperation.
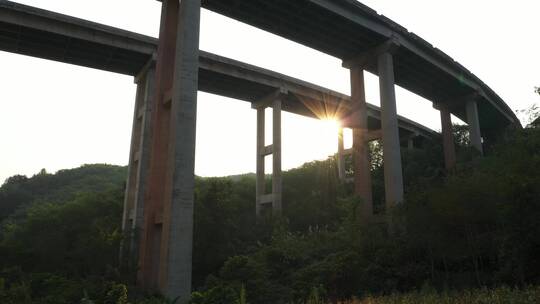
[317,118,341,154]
[320,118,341,134]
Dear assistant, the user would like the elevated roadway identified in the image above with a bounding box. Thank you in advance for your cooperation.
[0,0,436,141]
[201,0,520,137]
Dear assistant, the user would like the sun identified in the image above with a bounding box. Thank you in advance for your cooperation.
[320,118,341,134]
[318,118,342,152]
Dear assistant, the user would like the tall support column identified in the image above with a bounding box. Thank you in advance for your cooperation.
[255,107,265,216]
[337,128,346,181]
[122,74,145,258]
[466,99,483,155]
[161,0,200,299]
[378,52,404,208]
[350,67,373,217]
[272,98,282,214]
[138,0,200,301]
[254,91,283,216]
[121,62,156,265]
[440,106,456,170]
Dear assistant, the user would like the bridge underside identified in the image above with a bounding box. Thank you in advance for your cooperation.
[0,1,434,140]
[201,0,519,133]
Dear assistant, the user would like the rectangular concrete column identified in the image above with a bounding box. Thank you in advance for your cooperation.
[133,66,155,254]
[378,52,404,207]
[137,0,200,301]
[440,106,456,170]
[159,0,200,300]
[122,75,145,249]
[350,67,373,217]
[272,98,282,214]
[466,99,483,155]
[254,92,283,216]
[121,64,156,265]
[337,127,346,181]
[138,0,176,292]
[255,107,265,216]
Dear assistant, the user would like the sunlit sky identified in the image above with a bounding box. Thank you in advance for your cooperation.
[1,0,539,183]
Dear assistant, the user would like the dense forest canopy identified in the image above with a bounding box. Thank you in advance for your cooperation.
[0,164,126,222]
[0,107,539,303]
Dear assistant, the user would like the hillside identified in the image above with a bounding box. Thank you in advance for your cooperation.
[0,164,126,221]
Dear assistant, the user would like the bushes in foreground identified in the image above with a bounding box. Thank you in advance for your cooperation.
[191,126,540,303]
[1,116,539,303]
[350,286,540,304]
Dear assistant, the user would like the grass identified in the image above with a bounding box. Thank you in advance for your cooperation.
[338,286,540,304]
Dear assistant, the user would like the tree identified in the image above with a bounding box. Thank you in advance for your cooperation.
[0,164,126,221]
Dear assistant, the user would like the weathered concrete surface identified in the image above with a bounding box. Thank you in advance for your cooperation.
[137,0,200,301]
[350,67,373,217]
[378,52,404,207]
[253,92,284,216]
[466,100,483,155]
[121,63,155,263]
[160,0,200,299]
[139,0,178,293]
[255,107,265,216]
[0,1,155,75]
[272,97,283,214]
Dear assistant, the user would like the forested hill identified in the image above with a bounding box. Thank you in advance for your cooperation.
[0,164,126,221]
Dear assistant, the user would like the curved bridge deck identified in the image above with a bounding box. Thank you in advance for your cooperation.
[0,0,436,141]
[201,0,519,133]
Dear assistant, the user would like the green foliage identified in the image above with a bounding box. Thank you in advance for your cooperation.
[0,267,129,304]
[0,165,127,303]
[282,158,343,231]
[307,286,325,304]
[190,286,238,304]
[406,126,540,287]
[193,176,258,287]
[1,113,540,303]
[0,164,126,221]
[191,124,540,303]
[236,285,247,304]
[105,283,128,304]
[0,189,124,276]
[355,286,540,303]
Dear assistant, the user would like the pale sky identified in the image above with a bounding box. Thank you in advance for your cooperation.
[1,0,539,183]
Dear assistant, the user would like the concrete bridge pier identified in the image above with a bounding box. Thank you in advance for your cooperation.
[137,0,200,301]
[466,99,483,155]
[255,106,265,216]
[254,90,284,216]
[121,59,156,266]
[439,105,457,170]
[378,51,405,209]
[336,67,374,217]
[350,67,373,217]
[341,40,405,219]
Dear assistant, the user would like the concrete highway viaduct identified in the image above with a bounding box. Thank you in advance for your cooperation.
[0,0,520,301]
